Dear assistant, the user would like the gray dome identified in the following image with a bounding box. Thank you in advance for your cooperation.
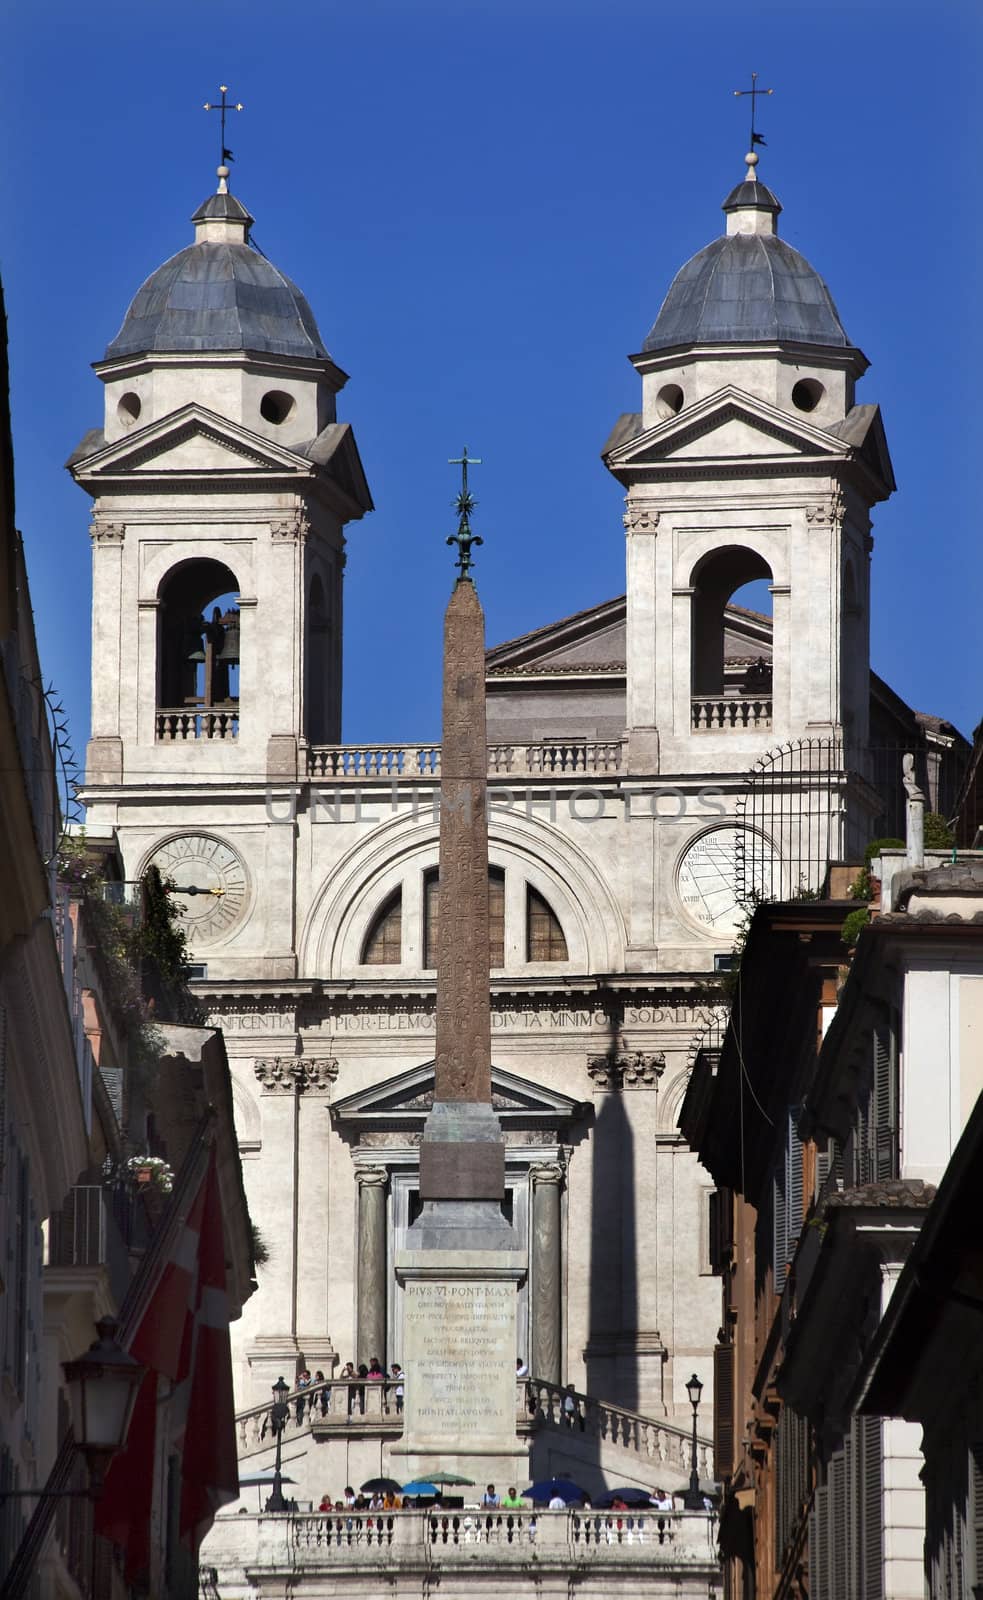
[105,226,329,362]
[643,232,851,353]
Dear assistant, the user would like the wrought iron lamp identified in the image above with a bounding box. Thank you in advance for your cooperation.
[683,1372,705,1511]
[62,1316,145,1497]
[264,1376,292,1513]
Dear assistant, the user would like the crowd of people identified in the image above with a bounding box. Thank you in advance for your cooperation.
[291,1360,404,1424]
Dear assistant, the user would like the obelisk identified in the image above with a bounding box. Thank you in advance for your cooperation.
[395,452,526,1478]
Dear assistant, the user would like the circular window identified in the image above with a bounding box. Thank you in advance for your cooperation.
[656,383,684,418]
[260,390,295,425]
[791,378,824,413]
[117,391,141,425]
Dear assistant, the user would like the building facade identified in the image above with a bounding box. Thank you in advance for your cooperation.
[69,147,961,1573]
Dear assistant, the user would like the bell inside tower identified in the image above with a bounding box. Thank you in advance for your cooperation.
[157,559,241,731]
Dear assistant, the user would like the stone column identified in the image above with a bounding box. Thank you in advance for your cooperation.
[530,1163,564,1384]
[356,1167,389,1365]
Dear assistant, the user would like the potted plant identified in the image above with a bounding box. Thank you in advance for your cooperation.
[126,1154,173,1193]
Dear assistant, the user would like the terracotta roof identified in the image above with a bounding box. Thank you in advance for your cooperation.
[825,1178,936,1212]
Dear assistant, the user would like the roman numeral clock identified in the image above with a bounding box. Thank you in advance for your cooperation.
[149,834,249,947]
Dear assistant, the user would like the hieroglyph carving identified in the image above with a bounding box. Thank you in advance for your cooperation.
[253,1057,338,1094]
[587,1051,667,1090]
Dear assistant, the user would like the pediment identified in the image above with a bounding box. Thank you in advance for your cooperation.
[606,386,852,471]
[70,403,314,482]
[486,596,627,675]
[331,1061,588,1129]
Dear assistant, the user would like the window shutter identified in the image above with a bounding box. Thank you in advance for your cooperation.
[787,1114,804,1263]
[773,1154,787,1281]
[811,1483,829,1600]
[970,1445,983,1597]
[857,1415,883,1600]
[713,1341,735,1479]
[873,1023,898,1180]
[830,1451,847,1600]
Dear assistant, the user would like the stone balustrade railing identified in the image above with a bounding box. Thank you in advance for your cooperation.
[691,695,772,732]
[205,1508,719,1574]
[236,1377,712,1483]
[526,1379,714,1483]
[155,706,239,742]
[307,740,624,780]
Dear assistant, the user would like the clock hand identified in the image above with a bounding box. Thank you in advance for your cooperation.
[169,885,225,897]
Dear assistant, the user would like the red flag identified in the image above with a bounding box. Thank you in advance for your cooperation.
[94,1153,210,1572]
[179,1149,238,1548]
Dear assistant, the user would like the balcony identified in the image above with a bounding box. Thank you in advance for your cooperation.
[691,695,772,732]
[307,740,624,781]
[204,1506,719,1585]
[46,1184,133,1306]
[155,706,239,741]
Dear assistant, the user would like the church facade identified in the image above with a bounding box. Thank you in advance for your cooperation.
[72,149,957,1523]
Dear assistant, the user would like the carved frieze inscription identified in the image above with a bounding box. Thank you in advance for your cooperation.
[401,1279,517,1453]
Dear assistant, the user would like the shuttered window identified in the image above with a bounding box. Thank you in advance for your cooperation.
[774,1111,805,1277]
[970,1445,983,1598]
[527,887,567,962]
[830,1449,848,1600]
[872,1023,898,1180]
[713,1340,735,1478]
[811,1483,829,1600]
[775,1404,811,1565]
[856,1414,884,1600]
[361,889,402,964]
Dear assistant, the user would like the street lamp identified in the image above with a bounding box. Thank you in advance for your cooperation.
[61,1316,145,1498]
[683,1372,705,1511]
[264,1377,292,1513]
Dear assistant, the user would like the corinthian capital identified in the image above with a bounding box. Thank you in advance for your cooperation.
[587,1051,666,1090]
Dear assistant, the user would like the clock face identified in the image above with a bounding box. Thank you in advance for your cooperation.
[149,834,248,946]
[676,826,777,939]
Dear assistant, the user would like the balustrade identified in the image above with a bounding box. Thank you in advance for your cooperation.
[156,706,239,741]
[307,740,623,780]
[691,695,772,732]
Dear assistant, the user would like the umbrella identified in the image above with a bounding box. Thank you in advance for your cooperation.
[237,1467,297,1511]
[360,1476,403,1495]
[428,1472,475,1487]
[595,1487,655,1508]
[401,1481,439,1497]
[522,1477,586,1505]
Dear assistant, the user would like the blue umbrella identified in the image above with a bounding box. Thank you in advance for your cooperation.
[401,1481,439,1497]
[596,1487,655,1508]
[521,1477,586,1505]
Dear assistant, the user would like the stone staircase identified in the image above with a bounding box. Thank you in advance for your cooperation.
[234,1377,713,1506]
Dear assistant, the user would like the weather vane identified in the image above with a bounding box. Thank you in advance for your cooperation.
[447,448,484,581]
[733,72,773,150]
[203,84,244,167]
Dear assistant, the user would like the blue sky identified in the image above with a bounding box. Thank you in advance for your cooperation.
[1,0,980,767]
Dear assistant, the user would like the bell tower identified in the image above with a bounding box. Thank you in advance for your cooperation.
[72,166,372,791]
[604,152,895,777]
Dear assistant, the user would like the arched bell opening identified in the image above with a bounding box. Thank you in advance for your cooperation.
[694,547,778,697]
[156,559,240,742]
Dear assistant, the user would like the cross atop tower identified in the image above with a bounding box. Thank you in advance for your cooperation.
[733,72,774,150]
[203,84,244,167]
[447,447,484,581]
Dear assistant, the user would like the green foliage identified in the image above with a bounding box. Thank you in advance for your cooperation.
[848,866,874,904]
[863,837,904,869]
[250,1222,270,1269]
[136,866,205,1024]
[840,906,870,948]
[924,812,954,850]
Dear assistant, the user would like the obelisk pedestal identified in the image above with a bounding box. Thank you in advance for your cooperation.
[395,518,527,1482]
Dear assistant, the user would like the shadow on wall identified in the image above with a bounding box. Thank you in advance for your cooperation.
[586,996,638,1418]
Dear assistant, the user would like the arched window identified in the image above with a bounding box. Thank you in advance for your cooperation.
[157,559,240,741]
[423,867,505,969]
[527,888,568,962]
[362,890,402,964]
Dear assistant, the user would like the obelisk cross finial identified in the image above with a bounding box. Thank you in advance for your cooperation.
[203,84,244,168]
[447,447,484,582]
[733,72,774,150]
